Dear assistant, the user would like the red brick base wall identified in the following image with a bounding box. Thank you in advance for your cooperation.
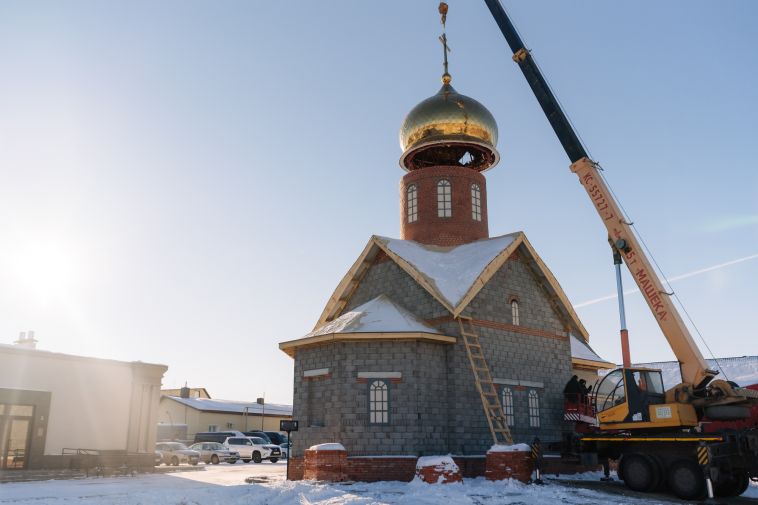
[415,459,463,484]
[452,456,486,478]
[485,451,533,482]
[288,453,526,483]
[346,457,418,482]
[303,449,348,482]
[287,457,305,480]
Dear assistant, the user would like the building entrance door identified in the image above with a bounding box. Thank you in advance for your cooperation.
[0,405,34,470]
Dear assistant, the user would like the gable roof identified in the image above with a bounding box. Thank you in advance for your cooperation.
[305,295,441,338]
[570,334,614,369]
[280,294,454,357]
[316,233,589,340]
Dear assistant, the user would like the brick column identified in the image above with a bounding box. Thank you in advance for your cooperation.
[303,444,348,482]
[485,445,533,482]
[415,455,463,484]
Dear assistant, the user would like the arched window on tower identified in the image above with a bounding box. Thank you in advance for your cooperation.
[407,184,418,223]
[471,183,482,221]
[511,300,520,326]
[437,179,452,217]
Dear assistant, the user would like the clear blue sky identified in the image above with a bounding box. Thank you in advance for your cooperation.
[1,1,756,404]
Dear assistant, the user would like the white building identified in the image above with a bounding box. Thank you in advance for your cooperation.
[0,334,167,470]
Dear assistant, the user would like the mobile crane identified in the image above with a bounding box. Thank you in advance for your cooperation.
[483,0,758,499]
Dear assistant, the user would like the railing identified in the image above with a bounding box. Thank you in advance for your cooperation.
[61,448,153,477]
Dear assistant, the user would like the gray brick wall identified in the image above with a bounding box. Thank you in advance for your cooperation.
[291,248,575,457]
[291,340,448,458]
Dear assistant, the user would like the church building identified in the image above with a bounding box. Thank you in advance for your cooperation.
[279,22,610,466]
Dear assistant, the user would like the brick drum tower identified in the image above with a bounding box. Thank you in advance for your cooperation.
[398,73,499,247]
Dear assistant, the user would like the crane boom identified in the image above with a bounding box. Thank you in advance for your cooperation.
[482,0,715,388]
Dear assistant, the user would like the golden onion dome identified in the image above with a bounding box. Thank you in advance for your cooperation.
[399,82,499,172]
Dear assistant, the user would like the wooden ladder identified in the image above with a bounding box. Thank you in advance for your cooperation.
[457,316,513,445]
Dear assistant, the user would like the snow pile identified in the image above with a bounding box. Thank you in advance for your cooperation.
[304,295,440,338]
[308,443,345,451]
[378,233,518,307]
[1,465,750,504]
[415,455,459,472]
[488,443,530,453]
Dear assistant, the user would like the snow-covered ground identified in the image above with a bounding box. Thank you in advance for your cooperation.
[1,462,756,504]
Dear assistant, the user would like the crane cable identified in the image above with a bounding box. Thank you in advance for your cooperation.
[500,1,729,381]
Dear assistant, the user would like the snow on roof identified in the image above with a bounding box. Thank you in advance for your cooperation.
[377,233,518,308]
[634,356,758,388]
[305,294,440,338]
[166,396,292,416]
[570,334,612,366]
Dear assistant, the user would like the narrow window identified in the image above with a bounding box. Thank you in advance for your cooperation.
[368,380,389,424]
[407,184,418,223]
[208,425,218,432]
[471,183,482,221]
[501,387,515,426]
[437,179,452,217]
[511,300,520,326]
[528,390,540,428]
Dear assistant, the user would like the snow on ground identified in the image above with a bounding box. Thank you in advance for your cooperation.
[6,462,754,505]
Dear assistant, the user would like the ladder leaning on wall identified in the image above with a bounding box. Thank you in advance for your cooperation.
[457,316,513,445]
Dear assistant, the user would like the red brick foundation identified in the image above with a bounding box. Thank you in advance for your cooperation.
[346,457,418,482]
[288,453,505,483]
[303,449,348,482]
[287,457,305,480]
[485,449,533,482]
[415,456,463,484]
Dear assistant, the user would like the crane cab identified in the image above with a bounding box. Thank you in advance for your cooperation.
[594,367,698,430]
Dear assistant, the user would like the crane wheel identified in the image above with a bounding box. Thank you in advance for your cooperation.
[647,454,667,491]
[620,454,655,492]
[715,471,749,497]
[667,459,706,500]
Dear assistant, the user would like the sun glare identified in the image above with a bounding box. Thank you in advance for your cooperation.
[8,240,82,304]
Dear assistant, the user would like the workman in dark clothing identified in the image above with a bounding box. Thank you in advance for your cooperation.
[564,375,581,403]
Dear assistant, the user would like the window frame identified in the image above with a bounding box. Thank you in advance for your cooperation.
[368,379,390,425]
[528,389,540,428]
[437,179,452,218]
[511,299,520,326]
[471,183,482,221]
[501,386,515,426]
[406,184,418,223]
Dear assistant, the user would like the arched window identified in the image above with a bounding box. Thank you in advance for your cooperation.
[369,380,389,424]
[501,387,514,426]
[511,300,520,326]
[528,390,540,427]
[471,183,482,221]
[406,184,418,223]
[437,179,452,217]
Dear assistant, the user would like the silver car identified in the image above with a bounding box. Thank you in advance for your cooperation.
[188,442,240,464]
[155,442,200,466]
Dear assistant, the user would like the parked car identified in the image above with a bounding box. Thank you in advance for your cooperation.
[193,431,245,444]
[279,442,290,459]
[188,442,240,465]
[223,436,281,463]
[264,432,288,445]
[154,451,164,466]
[155,442,200,466]
[243,431,272,444]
